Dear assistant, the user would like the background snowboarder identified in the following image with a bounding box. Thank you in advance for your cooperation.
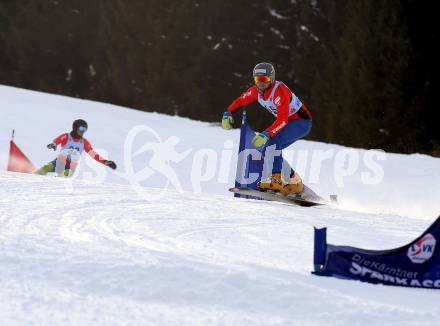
[222,62,312,194]
[34,119,117,177]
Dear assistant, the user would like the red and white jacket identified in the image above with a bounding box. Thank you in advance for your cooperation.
[53,133,107,164]
[227,81,312,137]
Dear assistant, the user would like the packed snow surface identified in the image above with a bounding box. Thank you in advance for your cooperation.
[1,85,440,325]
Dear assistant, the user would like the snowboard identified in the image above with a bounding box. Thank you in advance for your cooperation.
[229,185,335,207]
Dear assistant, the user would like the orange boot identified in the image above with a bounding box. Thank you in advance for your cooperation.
[258,172,286,192]
[280,172,304,195]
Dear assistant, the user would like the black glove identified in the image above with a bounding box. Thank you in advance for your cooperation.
[47,143,57,151]
[104,160,117,170]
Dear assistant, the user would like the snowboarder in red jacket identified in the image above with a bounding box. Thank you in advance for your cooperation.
[222,63,312,194]
[34,119,117,177]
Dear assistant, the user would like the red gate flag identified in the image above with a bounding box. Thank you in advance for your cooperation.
[7,130,35,173]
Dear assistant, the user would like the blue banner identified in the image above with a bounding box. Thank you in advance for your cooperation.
[234,111,265,197]
[313,216,440,288]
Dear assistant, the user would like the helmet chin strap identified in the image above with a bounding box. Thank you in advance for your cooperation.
[70,130,82,139]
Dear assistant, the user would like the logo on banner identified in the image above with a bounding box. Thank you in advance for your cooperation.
[407,233,436,264]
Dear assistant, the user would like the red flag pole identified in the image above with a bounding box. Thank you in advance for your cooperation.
[11,129,15,140]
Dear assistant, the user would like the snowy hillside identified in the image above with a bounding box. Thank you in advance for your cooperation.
[2,172,440,325]
[1,84,440,325]
[1,85,439,218]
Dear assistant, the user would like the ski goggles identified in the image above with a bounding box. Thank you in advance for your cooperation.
[78,126,87,132]
[254,75,271,84]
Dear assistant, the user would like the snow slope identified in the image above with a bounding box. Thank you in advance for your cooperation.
[1,85,440,325]
[1,172,440,325]
[1,85,439,218]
